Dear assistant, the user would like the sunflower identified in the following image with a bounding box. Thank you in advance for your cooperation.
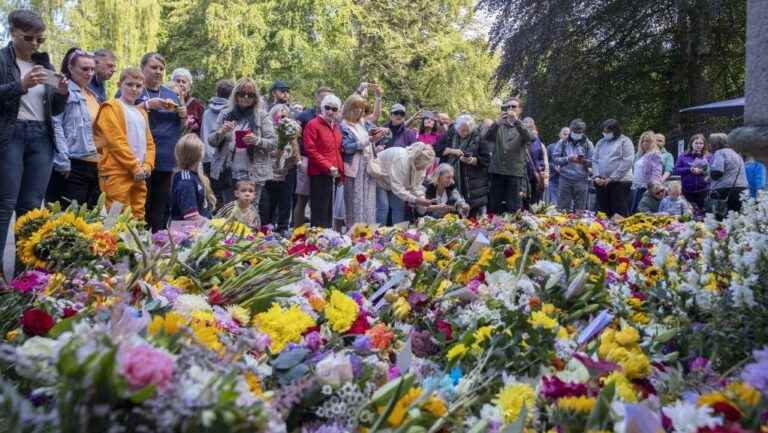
[19,213,96,269]
[644,266,663,281]
[559,227,580,243]
[14,208,52,241]
[351,223,373,239]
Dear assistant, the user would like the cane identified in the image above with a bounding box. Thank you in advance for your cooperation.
[331,169,339,229]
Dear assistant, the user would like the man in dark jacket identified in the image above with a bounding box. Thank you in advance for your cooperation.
[1,9,68,273]
[485,97,534,214]
[382,104,418,149]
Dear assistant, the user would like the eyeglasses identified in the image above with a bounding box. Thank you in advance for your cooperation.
[22,35,46,44]
[324,105,339,112]
[236,92,257,99]
[276,88,290,93]
[391,111,405,116]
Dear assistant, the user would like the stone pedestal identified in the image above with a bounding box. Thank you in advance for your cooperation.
[729,0,768,158]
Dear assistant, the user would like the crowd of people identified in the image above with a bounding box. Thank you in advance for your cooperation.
[2,9,767,267]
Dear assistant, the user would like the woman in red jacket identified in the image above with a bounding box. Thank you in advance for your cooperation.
[303,94,344,228]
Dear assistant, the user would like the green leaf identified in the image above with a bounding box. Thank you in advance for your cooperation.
[586,382,615,430]
[48,315,78,338]
[369,373,415,407]
[500,403,527,433]
[128,384,157,404]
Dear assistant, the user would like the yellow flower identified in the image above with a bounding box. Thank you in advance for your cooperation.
[529,311,557,329]
[627,297,644,309]
[473,325,495,345]
[308,295,326,312]
[558,396,596,413]
[291,224,308,241]
[168,276,195,292]
[44,273,66,296]
[253,303,316,352]
[631,312,650,324]
[148,311,186,336]
[703,273,719,292]
[381,387,422,427]
[5,329,20,342]
[325,290,359,333]
[728,382,762,407]
[603,372,637,402]
[447,343,468,362]
[423,393,448,417]
[621,351,651,379]
[492,231,515,245]
[541,303,557,315]
[351,223,373,239]
[477,247,494,267]
[560,227,580,243]
[245,372,265,398]
[644,266,663,281]
[496,383,536,424]
[435,279,451,297]
[226,305,251,325]
[14,207,51,237]
[392,297,411,320]
[614,326,640,346]
[436,246,452,258]
[191,319,224,354]
[698,391,730,408]
[423,250,436,263]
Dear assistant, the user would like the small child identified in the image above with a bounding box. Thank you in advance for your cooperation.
[93,67,155,219]
[170,134,216,222]
[658,181,692,216]
[216,180,261,228]
[637,182,665,214]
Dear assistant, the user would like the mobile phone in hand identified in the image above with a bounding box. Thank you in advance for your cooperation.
[42,69,61,87]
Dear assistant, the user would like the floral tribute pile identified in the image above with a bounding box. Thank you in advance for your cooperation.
[1,197,768,433]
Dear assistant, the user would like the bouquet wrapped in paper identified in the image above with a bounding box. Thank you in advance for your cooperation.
[276,116,300,152]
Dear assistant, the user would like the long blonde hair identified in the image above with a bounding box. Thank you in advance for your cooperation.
[636,130,657,157]
[175,133,217,208]
[228,77,262,111]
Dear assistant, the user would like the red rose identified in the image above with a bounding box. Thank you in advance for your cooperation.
[402,250,423,270]
[62,307,79,318]
[711,401,742,422]
[347,313,371,335]
[21,308,55,337]
[356,254,367,264]
[207,289,225,306]
[435,320,453,340]
[288,242,318,257]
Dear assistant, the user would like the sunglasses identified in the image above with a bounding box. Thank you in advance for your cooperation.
[22,35,46,44]
[391,111,406,116]
[236,92,257,99]
[501,104,519,111]
[324,105,339,112]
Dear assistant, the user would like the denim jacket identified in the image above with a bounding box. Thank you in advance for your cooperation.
[53,81,97,172]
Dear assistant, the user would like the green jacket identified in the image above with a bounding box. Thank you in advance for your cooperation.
[637,190,661,213]
[485,119,534,177]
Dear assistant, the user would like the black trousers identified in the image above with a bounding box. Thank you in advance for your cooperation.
[489,174,525,214]
[45,160,101,208]
[712,187,746,213]
[595,181,631,217]
[309,175,334,228]
[684,191,709,211]
[146,171,172,232]
[259,178,294,232]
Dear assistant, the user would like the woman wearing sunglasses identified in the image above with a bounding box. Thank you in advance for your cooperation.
[0,9,69,276]
[208,78,277,228]
[47,48,102,208]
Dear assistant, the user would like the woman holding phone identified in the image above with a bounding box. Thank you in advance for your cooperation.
[208,77,277,224]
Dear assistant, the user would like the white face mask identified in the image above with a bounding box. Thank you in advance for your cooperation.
[570,132,583,141]
[603,132,614,140]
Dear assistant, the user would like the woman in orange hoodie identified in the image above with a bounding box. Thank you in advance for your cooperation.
[93,67,156,219]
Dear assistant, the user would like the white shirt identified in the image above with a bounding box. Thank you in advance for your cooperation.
[119,99,148,165]
[16,59,45,121]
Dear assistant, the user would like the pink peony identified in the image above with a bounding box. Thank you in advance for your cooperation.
[11,271,50,294]
[118,344,175,392]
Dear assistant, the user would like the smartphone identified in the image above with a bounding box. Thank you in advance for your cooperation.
[42,69,61,87]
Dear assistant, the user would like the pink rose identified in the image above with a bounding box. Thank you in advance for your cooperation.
[118,344,175,392]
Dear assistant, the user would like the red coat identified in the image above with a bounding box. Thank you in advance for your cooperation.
[304,116,344,179]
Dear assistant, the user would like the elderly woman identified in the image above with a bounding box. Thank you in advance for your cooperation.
[208,77,277,227]
[417,163,469,218]
[440,114,490,217]
[341,94,386,227]
[374,142,435,225]
[304,94,344,228]
[171,67,205,137]
[708,133,748,214]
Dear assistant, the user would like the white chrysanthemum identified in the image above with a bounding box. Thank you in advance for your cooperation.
[174,294,212,318]
[662,401,722,433]
[529,260,564,278]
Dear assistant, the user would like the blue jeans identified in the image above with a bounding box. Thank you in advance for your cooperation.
[0,121,54,264]
[376,187,406,226]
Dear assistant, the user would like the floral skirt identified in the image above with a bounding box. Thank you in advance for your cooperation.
[344,157,377,228]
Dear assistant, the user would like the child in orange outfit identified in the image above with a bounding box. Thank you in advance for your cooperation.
[93,67,156,219]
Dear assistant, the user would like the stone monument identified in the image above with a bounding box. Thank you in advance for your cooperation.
[729,0,768,157]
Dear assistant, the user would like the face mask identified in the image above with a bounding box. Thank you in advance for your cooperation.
[603,132,614,140]
[570,133,583,141]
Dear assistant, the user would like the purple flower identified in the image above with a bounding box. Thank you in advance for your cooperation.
[540,376,589,400]
[741,346,768,393]
[11,271,50,293]
[388,366,401,380]
[305,331,322,351]
[411,330,439,357]
[353,335,371,353]
[688,356,709,372]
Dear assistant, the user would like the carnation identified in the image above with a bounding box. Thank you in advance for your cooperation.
[662,401,722,433]
[325,290,359,333]
[118,343,175,392]
[11,270,50,293]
